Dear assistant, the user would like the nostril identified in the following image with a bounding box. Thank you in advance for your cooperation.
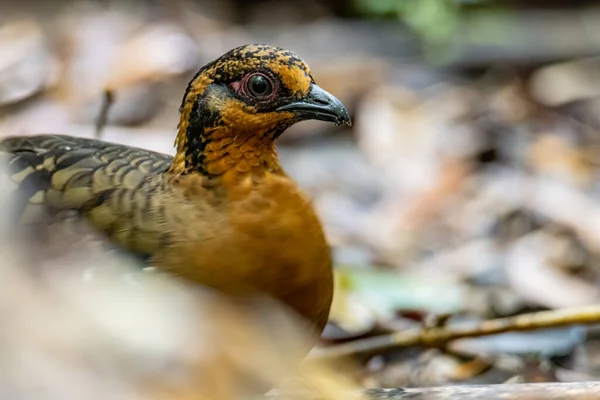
[312,92,330,106]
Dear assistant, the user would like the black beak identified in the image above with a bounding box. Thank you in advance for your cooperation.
[276,84,351,126]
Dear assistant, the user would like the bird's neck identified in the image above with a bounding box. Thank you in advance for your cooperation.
[167,124,283,181]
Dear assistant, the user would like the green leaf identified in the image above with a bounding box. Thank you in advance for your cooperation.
[334,266,466,316]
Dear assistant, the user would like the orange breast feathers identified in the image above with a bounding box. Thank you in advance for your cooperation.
[157,171,334,333]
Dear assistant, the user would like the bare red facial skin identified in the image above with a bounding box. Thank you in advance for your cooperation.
[230,72,279,103]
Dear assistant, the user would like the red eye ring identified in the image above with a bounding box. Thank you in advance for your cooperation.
[233,72,278,101]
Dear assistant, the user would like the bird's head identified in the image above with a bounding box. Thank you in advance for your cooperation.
[170,44,351,177]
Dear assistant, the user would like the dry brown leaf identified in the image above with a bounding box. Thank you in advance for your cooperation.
[530,58,600,107]
[528,134,594,187]
[505,231,600,308]
[0,17,58,106]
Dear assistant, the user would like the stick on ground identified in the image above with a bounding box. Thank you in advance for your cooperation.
[313,305,600,360]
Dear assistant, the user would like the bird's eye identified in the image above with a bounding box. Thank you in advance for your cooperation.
[246,74,273,99]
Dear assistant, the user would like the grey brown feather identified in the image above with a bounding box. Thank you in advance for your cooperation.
[0,134,174,261]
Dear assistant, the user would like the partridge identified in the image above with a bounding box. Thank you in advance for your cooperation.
[0,44,351,337]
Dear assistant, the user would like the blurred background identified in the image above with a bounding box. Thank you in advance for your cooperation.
[2,0,600,397]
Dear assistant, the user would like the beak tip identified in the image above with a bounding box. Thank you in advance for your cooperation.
[340,112,352,126]
[332,101,351,127]
[337,115,352,127]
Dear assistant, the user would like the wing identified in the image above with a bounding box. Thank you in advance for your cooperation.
[0,134,174,259]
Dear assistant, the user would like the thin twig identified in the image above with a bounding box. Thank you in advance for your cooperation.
[313,305,600,360]
[95,89,114,139]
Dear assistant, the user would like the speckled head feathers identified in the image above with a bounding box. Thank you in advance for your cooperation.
[184,44,314,102]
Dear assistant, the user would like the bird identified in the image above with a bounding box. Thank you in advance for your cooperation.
[0,44,351,339]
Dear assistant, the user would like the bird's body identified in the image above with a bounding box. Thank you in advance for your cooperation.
[0,45,350,336]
